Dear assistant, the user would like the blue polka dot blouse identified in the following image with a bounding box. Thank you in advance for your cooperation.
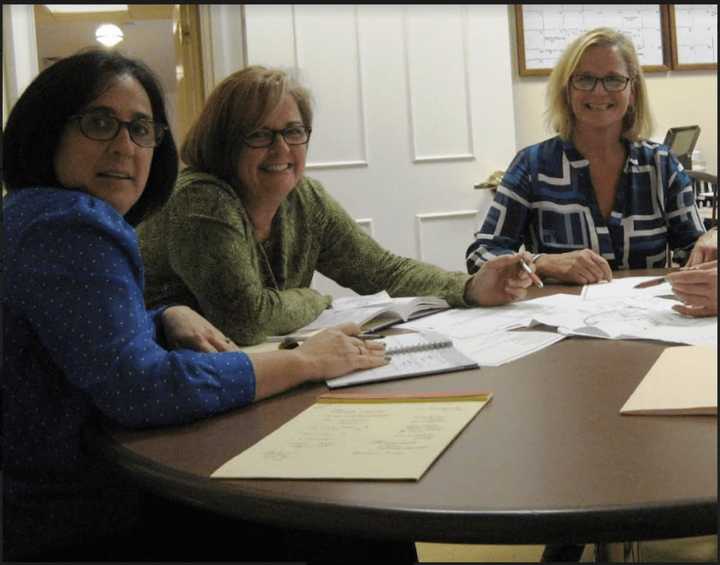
[2,187,256,545]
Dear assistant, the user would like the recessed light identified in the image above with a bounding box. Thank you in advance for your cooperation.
[96,23,124,48]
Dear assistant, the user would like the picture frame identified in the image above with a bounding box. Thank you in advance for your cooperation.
[514,5,672,76]
[667,4,717,70]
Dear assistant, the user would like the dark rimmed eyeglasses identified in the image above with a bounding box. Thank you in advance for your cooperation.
[69,112,168,148]
[570,74,632,93]
[241,125,312,149]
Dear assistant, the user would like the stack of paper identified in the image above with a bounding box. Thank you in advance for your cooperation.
[453,330,566,367]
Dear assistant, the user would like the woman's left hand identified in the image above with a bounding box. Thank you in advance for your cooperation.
[161,305,240,352]
[464,252,535,306]
[667,260,718,317]
[687,228,717,267]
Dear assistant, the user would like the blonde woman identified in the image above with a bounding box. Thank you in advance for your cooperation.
[466,28,714,285]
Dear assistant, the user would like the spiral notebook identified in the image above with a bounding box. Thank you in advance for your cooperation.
[327,331,479,389]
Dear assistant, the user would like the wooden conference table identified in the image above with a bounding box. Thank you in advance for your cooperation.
[89,269,717,546]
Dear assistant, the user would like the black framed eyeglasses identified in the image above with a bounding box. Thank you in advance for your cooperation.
[570,74,632,92]
[241,125,312,148]
[69,112,168,148]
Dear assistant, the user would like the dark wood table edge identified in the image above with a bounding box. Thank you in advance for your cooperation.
[88,428,718,545]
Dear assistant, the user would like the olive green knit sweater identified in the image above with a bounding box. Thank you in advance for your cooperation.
[138,169,471,345]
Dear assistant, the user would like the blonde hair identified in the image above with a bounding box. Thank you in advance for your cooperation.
[545,27,653,141]
[181,66,313,184]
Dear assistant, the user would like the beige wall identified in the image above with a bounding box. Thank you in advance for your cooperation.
[507,7,718,175]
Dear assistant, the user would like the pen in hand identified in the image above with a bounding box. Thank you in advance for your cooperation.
[279,332,384,350]
[519,258,544,289]
[633,276,667,289]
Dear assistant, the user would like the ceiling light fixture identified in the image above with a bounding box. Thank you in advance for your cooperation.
[95,23,124,48]
[45,5,128,14]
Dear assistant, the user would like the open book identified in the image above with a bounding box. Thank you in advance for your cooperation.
[293,291,449,336]
[327,331,478,389]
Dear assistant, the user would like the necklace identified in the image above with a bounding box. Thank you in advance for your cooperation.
[258,238,280,290]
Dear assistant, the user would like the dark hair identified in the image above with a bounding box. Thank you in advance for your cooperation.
[2,48,178,226]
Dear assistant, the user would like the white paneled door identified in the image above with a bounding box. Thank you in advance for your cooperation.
[242,4,517,297]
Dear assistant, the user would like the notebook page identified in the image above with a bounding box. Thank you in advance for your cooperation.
[327,345,477,389]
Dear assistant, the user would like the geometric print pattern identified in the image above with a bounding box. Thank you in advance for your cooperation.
[466,136,706,274]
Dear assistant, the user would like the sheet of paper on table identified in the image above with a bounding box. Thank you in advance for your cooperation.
[548,295,717,347]
[210,391,492,480]
[581,276,674,300]
[413,292,716,348]
[396,294,575,338]
[453,330,566,367]
[621,346,717,415]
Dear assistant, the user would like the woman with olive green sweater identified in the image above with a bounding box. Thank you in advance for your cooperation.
[139,66,534,346]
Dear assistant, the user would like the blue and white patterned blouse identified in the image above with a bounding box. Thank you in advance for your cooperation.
[2,187,256,554]
[466,136,706,273]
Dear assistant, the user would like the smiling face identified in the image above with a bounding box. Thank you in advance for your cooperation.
[568,45,635,136]
[236,94,307,205]
[53,74,154,216]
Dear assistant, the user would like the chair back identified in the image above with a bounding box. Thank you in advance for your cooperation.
[663,126,701,169]
[687,170,718,230]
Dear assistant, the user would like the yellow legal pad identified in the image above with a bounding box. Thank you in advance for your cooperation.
[211,391,492,480]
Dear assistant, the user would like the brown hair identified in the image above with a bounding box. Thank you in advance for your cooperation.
[545,27,653,142]
[181,66,313,184]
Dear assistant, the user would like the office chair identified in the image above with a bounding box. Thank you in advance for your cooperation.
[663,126,701,170]
[687,170,718,230]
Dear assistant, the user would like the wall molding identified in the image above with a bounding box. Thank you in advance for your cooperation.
[356,217,374,236]
[415,209,478,261]
[306,160,369,170]
[413,154,475,164]
[403,5,475,164]
[290,5,300,69]
[353,4,370,168]
[3,5,39,113]
[297,5,369,170]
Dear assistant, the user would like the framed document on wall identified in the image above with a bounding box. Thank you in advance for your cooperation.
[514,5,672,76]
[668,4,717,70]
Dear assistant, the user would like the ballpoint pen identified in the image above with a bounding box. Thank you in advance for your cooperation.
[278,333,384,350]
[519,258,544,289]
[633,276,667,289]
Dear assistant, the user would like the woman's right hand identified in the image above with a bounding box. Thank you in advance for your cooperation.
[535,250,612,284]
[250,323,387,401]
[298,322,388,380]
